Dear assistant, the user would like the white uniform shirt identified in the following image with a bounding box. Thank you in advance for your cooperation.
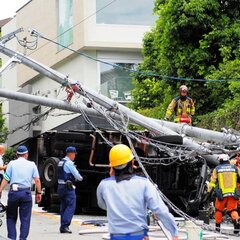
[97,175,178,236]
[0,155,4,175]
[5,157,39,187]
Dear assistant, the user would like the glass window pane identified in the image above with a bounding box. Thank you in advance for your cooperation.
[58,0,73,48]
[100,63,136,101]
[96,0,156,25]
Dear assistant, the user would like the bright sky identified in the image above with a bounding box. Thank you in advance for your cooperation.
[0,0,30,20]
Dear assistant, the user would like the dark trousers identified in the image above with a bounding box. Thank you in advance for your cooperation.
[110,229,148,240]
[57,185,76,230]
[111,236,145,240]
[0,174,3,183]
[7,189,32,240]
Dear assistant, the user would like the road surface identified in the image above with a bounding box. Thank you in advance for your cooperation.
[0,190,239,239]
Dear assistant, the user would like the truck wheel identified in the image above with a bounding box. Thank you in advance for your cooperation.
[42,157,59,187]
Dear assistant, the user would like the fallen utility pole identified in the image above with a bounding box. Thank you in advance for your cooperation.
[0,88,97,116]
[0,45,177,136]
[0,31,230,165]
[155,119,240,145]
[0,88,238,149]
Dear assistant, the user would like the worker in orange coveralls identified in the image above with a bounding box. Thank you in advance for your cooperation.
[230,152,240,214]
[208,154,240,234]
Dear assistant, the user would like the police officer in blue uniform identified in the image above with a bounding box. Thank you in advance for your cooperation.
[57,146,83,233]
[0,145,42,240]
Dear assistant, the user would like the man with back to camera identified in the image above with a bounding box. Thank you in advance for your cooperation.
[57,146,83,233]
[0,145,42,240]
[208,154,240,234]
[97,144,179,240]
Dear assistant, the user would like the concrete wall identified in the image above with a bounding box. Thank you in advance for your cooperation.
[5,0,149,87]
[8,85,34,146]
[0,0,150,146]
[83,0,151,49]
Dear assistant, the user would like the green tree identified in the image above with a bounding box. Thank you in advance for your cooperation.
[3,147,16,164]
[0,105,7,142]
[131,0,240,126]
[198,59,240,130]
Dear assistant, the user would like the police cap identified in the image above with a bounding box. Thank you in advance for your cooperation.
[66,146,77,154]
[16,145,28,155]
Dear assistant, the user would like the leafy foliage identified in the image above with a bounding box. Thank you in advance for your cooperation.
[197,59,240,130]
[3,147,16,164]
[0,105,8,143]
[131,0,240,129]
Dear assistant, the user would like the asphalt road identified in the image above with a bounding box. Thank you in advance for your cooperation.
[0,190,239,240]
[0,190,108,240]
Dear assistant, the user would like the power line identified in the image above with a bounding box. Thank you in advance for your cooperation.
[11,0,236,83]
[35,32,240,83]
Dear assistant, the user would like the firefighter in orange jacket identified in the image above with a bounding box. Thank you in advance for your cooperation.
[165,85,195,124]
[208,154,240,234]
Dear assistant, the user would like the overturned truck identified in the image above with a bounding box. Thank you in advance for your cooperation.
[25,129,204,215]
[0,29,240,218]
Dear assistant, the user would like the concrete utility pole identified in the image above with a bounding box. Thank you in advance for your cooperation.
[0,45,219,165]
[1,30,239,165]
[155,119,240,145]
[0,89,238,147]
[0,88,97,116]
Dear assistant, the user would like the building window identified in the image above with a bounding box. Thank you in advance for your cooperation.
[100,63,137,101]
[96,0,156,26]
[58,0,73,48]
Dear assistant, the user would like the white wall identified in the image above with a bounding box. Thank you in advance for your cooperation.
[0,0,149,145]
[83,0,151,49]
[1,17,18,136]
[30,50,99,133]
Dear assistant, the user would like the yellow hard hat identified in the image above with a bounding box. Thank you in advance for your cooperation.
[109,144,134,167]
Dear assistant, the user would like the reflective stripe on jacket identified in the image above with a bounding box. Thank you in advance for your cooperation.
[166,96,195,122]
[208,163,239,197]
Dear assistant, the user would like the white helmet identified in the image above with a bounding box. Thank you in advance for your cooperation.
[218,154,229,162]
[179,85,188,92]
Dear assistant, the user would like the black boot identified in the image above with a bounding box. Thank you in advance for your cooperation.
[233,219,239,234]
[215,223,221,232]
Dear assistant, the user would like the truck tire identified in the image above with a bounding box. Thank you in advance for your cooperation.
[42,157,59,187]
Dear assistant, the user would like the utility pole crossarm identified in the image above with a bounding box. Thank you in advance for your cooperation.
[0,28,24,44]
[0,57,21,75]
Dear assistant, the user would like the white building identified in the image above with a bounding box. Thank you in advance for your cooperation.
[0,0,156,146]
